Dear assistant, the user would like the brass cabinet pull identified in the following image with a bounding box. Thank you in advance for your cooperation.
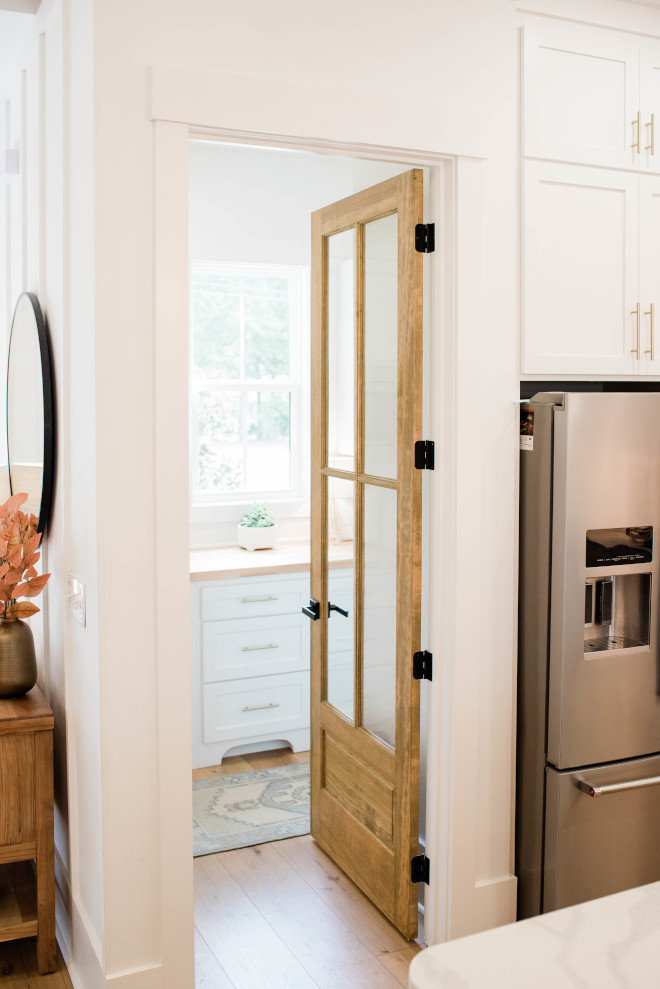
[632,111,642,152]
[645,303,655,360]
[631,303,641,358]
[241,702,280,712]
[646,114,655,155]
[240,595,278,604]
[241,643,279,652]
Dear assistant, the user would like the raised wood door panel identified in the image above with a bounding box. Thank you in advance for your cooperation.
[310,170,423,938]
[522,161,639,376]
[0,734,35,846]
[638,174,660,373]
[523,23,640,170]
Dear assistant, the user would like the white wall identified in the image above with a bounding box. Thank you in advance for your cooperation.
[8,2,660,988]
[93,1,518,982]
[0,3,106,988]
[189,143,405,266]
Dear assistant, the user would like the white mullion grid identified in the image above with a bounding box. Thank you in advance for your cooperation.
[190,261,307,506]
[192,379,295,392]
[238,274,247,489]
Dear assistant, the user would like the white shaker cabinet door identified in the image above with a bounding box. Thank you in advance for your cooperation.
[640,48,660,174]
[639,175,660,373]
[522,161,639,376]
[523,23,639,170]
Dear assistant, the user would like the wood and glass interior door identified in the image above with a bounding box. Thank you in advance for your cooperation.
[306,169,424,938]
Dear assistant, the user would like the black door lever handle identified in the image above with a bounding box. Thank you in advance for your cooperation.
[328,602,349,618]
[302,598,320,621]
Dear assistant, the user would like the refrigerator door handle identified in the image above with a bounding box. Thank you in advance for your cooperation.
[576,774,660,798]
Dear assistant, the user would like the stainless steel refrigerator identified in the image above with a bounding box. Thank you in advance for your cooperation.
[517,391,660,920]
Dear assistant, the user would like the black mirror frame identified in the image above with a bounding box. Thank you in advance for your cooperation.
[6,291,56,535]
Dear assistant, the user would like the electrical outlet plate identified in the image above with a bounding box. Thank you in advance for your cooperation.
[68,574,86,627]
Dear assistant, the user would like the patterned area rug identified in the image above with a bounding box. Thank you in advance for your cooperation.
[193,763,310,856]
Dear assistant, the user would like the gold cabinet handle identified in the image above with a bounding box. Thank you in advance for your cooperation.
[241,643,279,652]
[632,111,642,153]
[241,702,280,712]
[645,303,655,361]
[631,303,641,358]
[646,114,655,156]
[240,595,279,604]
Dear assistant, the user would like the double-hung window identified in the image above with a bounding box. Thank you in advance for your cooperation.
[190,262,306,508]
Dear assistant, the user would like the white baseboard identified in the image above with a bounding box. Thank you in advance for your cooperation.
[460,874,518,939]
[60,896,106,989]
[107,965,164,989]
[54,846,106,989]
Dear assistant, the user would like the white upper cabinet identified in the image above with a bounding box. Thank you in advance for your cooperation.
[523,161,639,376]
[640,48,660,172]
[638,175,660,372]
[524,23,639,169]
[523,23,660,173]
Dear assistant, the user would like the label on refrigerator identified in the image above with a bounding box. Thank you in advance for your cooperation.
[586,526,653,567]
[520,408,534,450]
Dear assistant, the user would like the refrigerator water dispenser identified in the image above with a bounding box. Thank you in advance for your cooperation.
[584,573,651,653]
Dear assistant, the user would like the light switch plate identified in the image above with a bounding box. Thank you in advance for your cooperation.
[68,574,86,627]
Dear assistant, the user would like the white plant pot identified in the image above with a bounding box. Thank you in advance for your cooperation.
[237,523,277,551]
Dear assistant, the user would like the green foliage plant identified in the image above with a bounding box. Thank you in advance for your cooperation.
[239,502,275,528]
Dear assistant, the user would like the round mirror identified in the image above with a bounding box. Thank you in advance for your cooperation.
[7,292,55,533]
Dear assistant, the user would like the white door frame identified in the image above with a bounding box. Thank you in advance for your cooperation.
[151,72,509,979]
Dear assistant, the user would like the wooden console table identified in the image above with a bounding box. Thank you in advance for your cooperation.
[0,686,55,973]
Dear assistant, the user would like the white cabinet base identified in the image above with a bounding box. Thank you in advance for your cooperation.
[192,727,310,770]
[191,571,313,770]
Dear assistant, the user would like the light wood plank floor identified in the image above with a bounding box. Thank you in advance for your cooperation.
[0,941,73,988]
[193,748,423,989]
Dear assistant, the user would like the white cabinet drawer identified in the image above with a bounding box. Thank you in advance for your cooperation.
[201,578,307,621]
[203,672,310,744]
[202,615,307,682]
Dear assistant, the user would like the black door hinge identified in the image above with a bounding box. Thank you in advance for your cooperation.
[413,650,432,681]
[415,223,435,253]
[411,854,430,885]
[414,440,435,470]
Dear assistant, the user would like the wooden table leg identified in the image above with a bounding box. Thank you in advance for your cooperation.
[35,730,56,974]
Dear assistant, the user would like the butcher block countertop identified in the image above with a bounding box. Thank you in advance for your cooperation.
[409,881,660,989]
[190,541,353,581]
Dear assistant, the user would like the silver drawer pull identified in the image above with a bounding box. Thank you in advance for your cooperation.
[240,595,279,604]
[576,774,660,797]
[242,702,280,712]
[241,643,279,652]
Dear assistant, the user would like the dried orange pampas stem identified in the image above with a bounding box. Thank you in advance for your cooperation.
[0,492,50,620]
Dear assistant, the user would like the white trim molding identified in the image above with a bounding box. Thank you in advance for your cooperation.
[148,65,485,160]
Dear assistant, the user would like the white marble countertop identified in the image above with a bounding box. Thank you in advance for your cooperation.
[409,882,660,988]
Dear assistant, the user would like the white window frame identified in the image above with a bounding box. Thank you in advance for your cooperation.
[189,261,310,523]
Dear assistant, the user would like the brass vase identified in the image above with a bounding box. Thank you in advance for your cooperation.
[0,618,37,697]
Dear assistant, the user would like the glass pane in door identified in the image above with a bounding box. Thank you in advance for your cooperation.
[327,229,356,472]
[327,475,355,721]
[362,484,397,747]
[364,214,398,479]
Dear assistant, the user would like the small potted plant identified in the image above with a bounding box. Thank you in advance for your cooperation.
[0,492,51,697]
[237,501,277,551]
